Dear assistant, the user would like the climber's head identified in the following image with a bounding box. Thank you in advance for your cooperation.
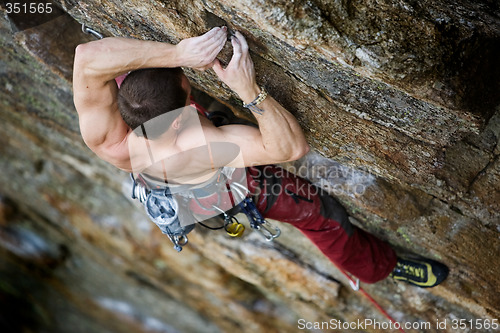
[118,67,191,139]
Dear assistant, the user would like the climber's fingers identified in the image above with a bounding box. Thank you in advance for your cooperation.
[212,33,244,75]
[202,28,227,71]
[177,27,227,70]
[197,27,227,64]
[200,27,227,49]
[232,32,254,70]
[212,31,257,98]
[207,31,227,62]
[234,31,249,55]
[198,27,223,44]
[229,35,243,66]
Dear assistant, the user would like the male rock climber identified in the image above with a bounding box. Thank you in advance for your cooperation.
[73,26,448,287]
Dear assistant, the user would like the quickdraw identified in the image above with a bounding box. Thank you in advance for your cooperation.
[238,198,280,241]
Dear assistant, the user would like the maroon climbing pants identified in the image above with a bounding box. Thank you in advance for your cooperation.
[246,165,397,283]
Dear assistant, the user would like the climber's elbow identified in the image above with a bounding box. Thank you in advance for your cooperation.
[291,142,310,161]
[74,41,107,77]
[282,142,309,162]
[74,43,95,78]
[301,143,311,157]
[74,42,93,67]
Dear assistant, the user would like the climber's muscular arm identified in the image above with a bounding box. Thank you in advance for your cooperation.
[72,27,227,166]
[211,32,309,166]
[207,96,310,166]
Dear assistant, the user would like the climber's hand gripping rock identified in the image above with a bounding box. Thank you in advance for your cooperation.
[212,31,260,104]
[175,27,228,71]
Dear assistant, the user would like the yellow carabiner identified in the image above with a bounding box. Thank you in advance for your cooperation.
[225,220,245,237]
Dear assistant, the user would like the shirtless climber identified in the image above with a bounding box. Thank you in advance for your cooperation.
[73,26,448,288]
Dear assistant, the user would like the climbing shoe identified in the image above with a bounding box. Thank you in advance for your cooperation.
[390,257,449,288]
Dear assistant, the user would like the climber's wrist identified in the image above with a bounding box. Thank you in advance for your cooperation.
[172,43,188,68]
[238,84,261,105]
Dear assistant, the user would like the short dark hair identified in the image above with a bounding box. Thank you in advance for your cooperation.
[117,68,188,138]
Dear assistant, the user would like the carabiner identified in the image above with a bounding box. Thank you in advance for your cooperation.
[82,24,104,39]
[130,174,149,203]
[255,220,281,241]
[229,182,249,203]
[168,234,188,252]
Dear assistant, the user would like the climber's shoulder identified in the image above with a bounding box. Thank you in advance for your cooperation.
[73,50,132,169]
[84,124,132,171]
[203,122,305,166]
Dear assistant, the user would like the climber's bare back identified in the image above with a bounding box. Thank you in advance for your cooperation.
[125,110,243,184]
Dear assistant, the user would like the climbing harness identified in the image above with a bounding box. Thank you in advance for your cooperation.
[132,171,401,330]
[130,171,281,252]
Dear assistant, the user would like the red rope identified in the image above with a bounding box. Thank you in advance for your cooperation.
[338,269,407,333]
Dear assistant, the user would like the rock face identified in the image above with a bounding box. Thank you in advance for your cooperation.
[1,0,499,332]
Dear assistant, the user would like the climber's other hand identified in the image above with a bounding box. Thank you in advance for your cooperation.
[175,26,227,71]
[212,31,260,104]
